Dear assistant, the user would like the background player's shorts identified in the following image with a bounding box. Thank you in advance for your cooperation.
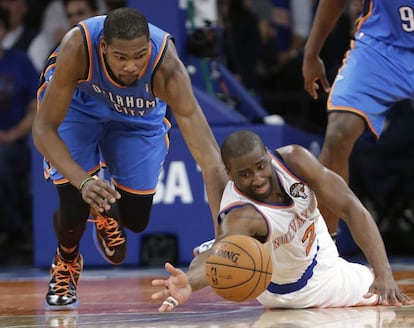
[328,34,414,138]
[40,94,170,194]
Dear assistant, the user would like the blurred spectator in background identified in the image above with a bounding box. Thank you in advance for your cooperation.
[28,0,106,73]
[217,0,268,95]
[216,0,314,129]
[25,0,49,32]
[0,7,38,262]
[0,0,37,51]
[269,0,312,73]
[259,0,313,130]
[257,0,360,135]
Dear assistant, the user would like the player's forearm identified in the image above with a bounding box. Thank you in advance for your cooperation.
[345,207,393,276]
[176,108,226,221]
[304,0,349,57]
[32,125,89,189]
[187,251,211,292]
[201,161,227,225]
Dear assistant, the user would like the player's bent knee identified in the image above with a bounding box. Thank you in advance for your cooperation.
[116,190,153,233]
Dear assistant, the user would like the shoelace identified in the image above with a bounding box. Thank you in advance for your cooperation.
[51,256,81,296]
[88,216,125,247]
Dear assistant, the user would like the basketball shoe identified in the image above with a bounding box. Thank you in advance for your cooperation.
[89,214,127,264]
[46,250,83,310]
[193,239,215,256]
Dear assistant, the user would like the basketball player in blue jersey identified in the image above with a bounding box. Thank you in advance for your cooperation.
[151,130,413,312]
[32,7,226,310]
[302,0,414,237]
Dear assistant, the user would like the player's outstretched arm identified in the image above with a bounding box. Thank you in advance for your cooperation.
[152,40,227,235]
[151,205,268,312]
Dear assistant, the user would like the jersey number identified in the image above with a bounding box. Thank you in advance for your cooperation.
[400,6,414,32]
[302,222,316,256]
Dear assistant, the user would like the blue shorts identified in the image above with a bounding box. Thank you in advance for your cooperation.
[39,90,171,195]
[328,34,414,138]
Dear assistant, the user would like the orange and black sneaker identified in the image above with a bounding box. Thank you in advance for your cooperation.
[46,250,83,310]
[89,214,126,265]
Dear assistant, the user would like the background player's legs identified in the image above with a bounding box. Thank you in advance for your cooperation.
[318,112,365,234]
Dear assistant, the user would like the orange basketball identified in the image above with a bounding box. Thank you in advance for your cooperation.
[205,235,273,302]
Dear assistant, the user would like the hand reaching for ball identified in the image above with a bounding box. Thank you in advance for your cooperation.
[151,262,192,312]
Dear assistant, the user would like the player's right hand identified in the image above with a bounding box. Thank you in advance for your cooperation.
[80,176,121,213]
[151,262,192,312]
[302,55,330,100]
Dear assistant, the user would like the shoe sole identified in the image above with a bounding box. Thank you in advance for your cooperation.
[45,300,78,311]
[92,224,125,265]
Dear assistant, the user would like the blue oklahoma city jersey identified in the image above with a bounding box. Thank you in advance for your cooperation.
[356,0,414,48]
[74,15,171,129]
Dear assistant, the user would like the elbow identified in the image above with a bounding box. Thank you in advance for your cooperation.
[31,119,42,149]
[31,118,51,154]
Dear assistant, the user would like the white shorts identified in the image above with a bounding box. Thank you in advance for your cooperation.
[257,258,379,308]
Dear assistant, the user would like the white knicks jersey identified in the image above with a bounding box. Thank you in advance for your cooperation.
[218,150,377,308]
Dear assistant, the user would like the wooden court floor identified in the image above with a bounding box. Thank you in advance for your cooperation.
[0,261,413,328]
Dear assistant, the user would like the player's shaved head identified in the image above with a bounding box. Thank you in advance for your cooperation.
[221,130,266,169]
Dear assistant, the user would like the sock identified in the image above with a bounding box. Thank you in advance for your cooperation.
[57,245,79,262]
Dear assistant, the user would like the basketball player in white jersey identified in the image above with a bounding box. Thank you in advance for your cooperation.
[151,130,413,311]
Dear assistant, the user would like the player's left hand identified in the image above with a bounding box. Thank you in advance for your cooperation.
[151,262,192,312]
[80,176,120,213]
[365,274,414,306]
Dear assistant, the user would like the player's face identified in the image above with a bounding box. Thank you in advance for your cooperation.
[101,35,150,86]
[227,146,276,202]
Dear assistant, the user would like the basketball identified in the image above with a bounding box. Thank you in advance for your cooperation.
[205,235,273,302]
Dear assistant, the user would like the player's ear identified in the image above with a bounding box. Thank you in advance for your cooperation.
[100,37,107,55]
[225,168,232,180]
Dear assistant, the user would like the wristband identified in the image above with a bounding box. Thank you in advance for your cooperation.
[79,175,98,192]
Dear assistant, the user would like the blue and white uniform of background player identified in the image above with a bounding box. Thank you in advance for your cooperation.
[328,0,414,138]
